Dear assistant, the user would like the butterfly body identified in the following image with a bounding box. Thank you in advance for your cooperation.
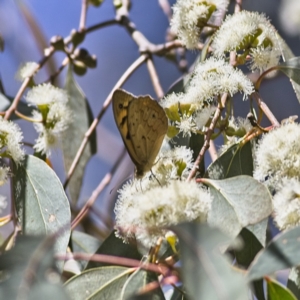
[112,89,168,178]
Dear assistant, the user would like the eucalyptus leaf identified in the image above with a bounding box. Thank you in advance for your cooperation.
[172,222,249,300]
[204,175,272,238]
[121,268,165,300]
[205,140,253,179]
[64,266,131,300]
[247,226,300,281]
[287,267,300,299]
[63,67,97,204]
[234,228,265,300]
[0,235,69,300]
[266,278,297,300]
[12,155,71,272]
[86,231,142,269]
[278,57,300,85]
[71,231,102,270]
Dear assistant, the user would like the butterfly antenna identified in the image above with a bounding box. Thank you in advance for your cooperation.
[151,169,162,187]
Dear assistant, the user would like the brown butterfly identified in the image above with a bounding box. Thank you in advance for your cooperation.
[112,89,168,178]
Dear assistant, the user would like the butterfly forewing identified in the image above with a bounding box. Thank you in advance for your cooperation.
[112,89,168,178]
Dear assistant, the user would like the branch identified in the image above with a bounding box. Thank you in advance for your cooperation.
[79,0,89,31]
[146,57,164,99]
[187,94,227,181]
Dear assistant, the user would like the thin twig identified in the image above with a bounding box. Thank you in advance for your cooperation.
[235,0,243,13]
[158,0,172,21]
[252,92,280,127]
[63,54,149,189]
[208,140,218,162]
[79,0,89,31]
[187,94,227,181]
[71,148,127,229]
[56,252,170,276]
[146,57,164,99]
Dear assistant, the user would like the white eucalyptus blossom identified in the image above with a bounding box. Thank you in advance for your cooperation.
[194,106,216,129]
[115,180,212,248]
[273,178,300,230]
[26,84,72,155]
[212,11,281,72]
[0,117,24,164]
[16,62,38,81]
[175,114,197,137]
[0,195,7,214]
[26,83,68,106]
[170,0,229,49]
[254,123,300,190]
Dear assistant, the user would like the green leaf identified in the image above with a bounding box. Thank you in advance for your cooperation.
[203,175,272,237]
[205,140,253,179]
[0,235,69,300]
[64,266,131,300]
[12,155,71,272]
[267,278,297,300]
[287,267,300,299]
[278,57,300,85]
[172,222,249,300]
[71,231,102,270]
[86,231,142,269]
[0,93,35,119]
[234,228,265,300]
[247,226,300,281]
[63,67,97,204]
[121,268,165,299]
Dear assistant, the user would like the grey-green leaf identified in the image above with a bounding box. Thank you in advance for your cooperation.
[172,222,249,300]
[12,155,71,272]
[63,67,97,204]
[121,268,165,299]
[64,266,131,300]
[71,231,102,270]
[206,140,253,179]
[247,226,300,281]
[204,176,272,238]
[0,235,69,300]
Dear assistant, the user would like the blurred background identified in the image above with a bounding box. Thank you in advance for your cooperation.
[0,0,299,236]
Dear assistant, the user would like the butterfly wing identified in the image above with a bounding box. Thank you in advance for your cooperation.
[112,89,168,178]
[127,96,168,176]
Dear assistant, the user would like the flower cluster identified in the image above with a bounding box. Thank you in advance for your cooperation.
[170,0,229,49]
[114,145,213,247]
[0,117,24,186]
[254,123,300,230]
[212,11,282,73]
[115,179,212,248]
[162,58,253,137]
[25,83,72,155]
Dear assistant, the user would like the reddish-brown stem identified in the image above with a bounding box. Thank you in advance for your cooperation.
[235,0,243,12]
[63,54,148,189]
[146,58,164,99]
[71,148,127,229]
[187,94,227,181]
[56,252,170,276]
[252,92,280,127]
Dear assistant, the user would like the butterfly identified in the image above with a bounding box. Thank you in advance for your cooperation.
[112,89,168,178]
